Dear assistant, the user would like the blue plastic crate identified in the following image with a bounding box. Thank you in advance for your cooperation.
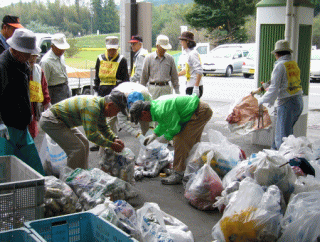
[25,212,138,242]
[0,227,41,242]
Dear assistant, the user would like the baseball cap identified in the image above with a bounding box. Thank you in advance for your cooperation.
[2,15,23,28]
[156,35,172,50]
[106,36,119,49]
[128,35,143,43]
[109,90,128,115]
[52,33,70,50]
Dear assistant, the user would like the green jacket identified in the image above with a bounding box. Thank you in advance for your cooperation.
[151,94,199,140]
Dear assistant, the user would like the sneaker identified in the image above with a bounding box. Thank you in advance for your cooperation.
[90,145,100,151]
[161,172,183,185]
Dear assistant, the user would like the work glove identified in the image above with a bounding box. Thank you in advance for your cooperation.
[193,86,200,97]
[0,124,10,140]
[143,133,157,146]
[157,135,168,144]
[174,87,180,94]
[43,103,51,111]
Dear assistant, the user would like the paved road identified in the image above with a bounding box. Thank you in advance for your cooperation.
[34,74,320,242]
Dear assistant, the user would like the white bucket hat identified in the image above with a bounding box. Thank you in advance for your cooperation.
[7,28,41,54]
[106,36,119,49]
[156,35,172,50]
[271,40,293,54]
[52,33,70,50]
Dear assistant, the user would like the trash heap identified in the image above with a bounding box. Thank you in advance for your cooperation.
[208,134,320,242]
[90,200,195,242]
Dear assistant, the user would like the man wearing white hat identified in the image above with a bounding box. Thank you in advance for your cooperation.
[257,39,303,150]
[141,34,180,99]
[0,28,45,175]
[93,36,129,97]
[40,33,71,104]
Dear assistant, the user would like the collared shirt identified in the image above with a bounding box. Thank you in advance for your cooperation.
[0,33,9,54]
[141,52,179,91]
[130,47,148,83]
[40,49,68,87]
[50,96,116,148]
[259,54,303,106]
[185,48,203,88]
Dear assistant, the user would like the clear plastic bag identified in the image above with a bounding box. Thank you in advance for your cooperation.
[99,147,135,184]
[212,178,283,242]
[44,176,82,218]
[136,202,194,242]
[184,129,245,182]
[278,191,320,242]
[184,152,224,210]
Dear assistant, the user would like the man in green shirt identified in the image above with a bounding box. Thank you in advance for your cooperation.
[39,90,127,171]
[130,94,213,185]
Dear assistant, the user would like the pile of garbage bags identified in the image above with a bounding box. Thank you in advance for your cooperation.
[210,134,320,241]
[60,167,138,211]
[90,200,195,242]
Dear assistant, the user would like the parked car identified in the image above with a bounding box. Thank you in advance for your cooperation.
[242,49,256,78]
[310,49,320,81]
[177,42,210,72]
[202,47,249,77]
[35,33,52,63]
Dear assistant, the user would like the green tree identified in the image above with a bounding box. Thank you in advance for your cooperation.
[103,0,119,34]
[185,0,258,44]
[26,20,59,33]
[91,0,104,34]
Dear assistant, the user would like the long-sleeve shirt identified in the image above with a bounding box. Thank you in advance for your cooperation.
[93,53,129,91]
[0,49,32,129]
[40,49,68,86]
[151,94,199,140]
[130,48,148,83]
[50,96,116,148]
[185,48,203,88]
[141,52,180,92]
[259,55,303,107]
[0,33,9,55]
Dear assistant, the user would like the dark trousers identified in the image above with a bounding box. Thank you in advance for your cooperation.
[186,85,203,98]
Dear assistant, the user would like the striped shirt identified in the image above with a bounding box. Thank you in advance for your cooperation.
[50,96,116,148]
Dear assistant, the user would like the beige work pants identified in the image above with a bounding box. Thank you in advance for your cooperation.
[39,110,89,170]
[173,101,213,172]
[148,84,172,99]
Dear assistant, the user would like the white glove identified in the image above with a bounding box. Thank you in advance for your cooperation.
[257,98,263,107]
[94,91,98,96]
[157,135,168,144]
[143,133,157,146]
[0,124,10,140]
[193,86,200,97]
[174,87,180,94]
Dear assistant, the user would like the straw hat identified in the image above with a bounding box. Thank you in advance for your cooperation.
[7,28,40,54]
[271,40,293,54]
[156,35,172,50]
[52,33,70,50]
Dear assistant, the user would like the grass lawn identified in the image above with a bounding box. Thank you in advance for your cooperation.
[65,48,182,69]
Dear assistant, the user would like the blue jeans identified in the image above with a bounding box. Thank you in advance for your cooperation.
[0,127,45,175]
[273,95,303,150]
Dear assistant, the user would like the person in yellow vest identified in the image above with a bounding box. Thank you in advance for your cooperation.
[257,39,303,150]
[93,36,129,97]
[28,53,51,138]
[128,35,148,83]
[177,31,203,98]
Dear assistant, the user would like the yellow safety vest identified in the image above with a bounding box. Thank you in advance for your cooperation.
[284,61,302,95]
[29,64,44,103]
[185,52,201,82]
[99,52,123,86]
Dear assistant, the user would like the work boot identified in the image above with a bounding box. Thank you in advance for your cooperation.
[161,172,183,185]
